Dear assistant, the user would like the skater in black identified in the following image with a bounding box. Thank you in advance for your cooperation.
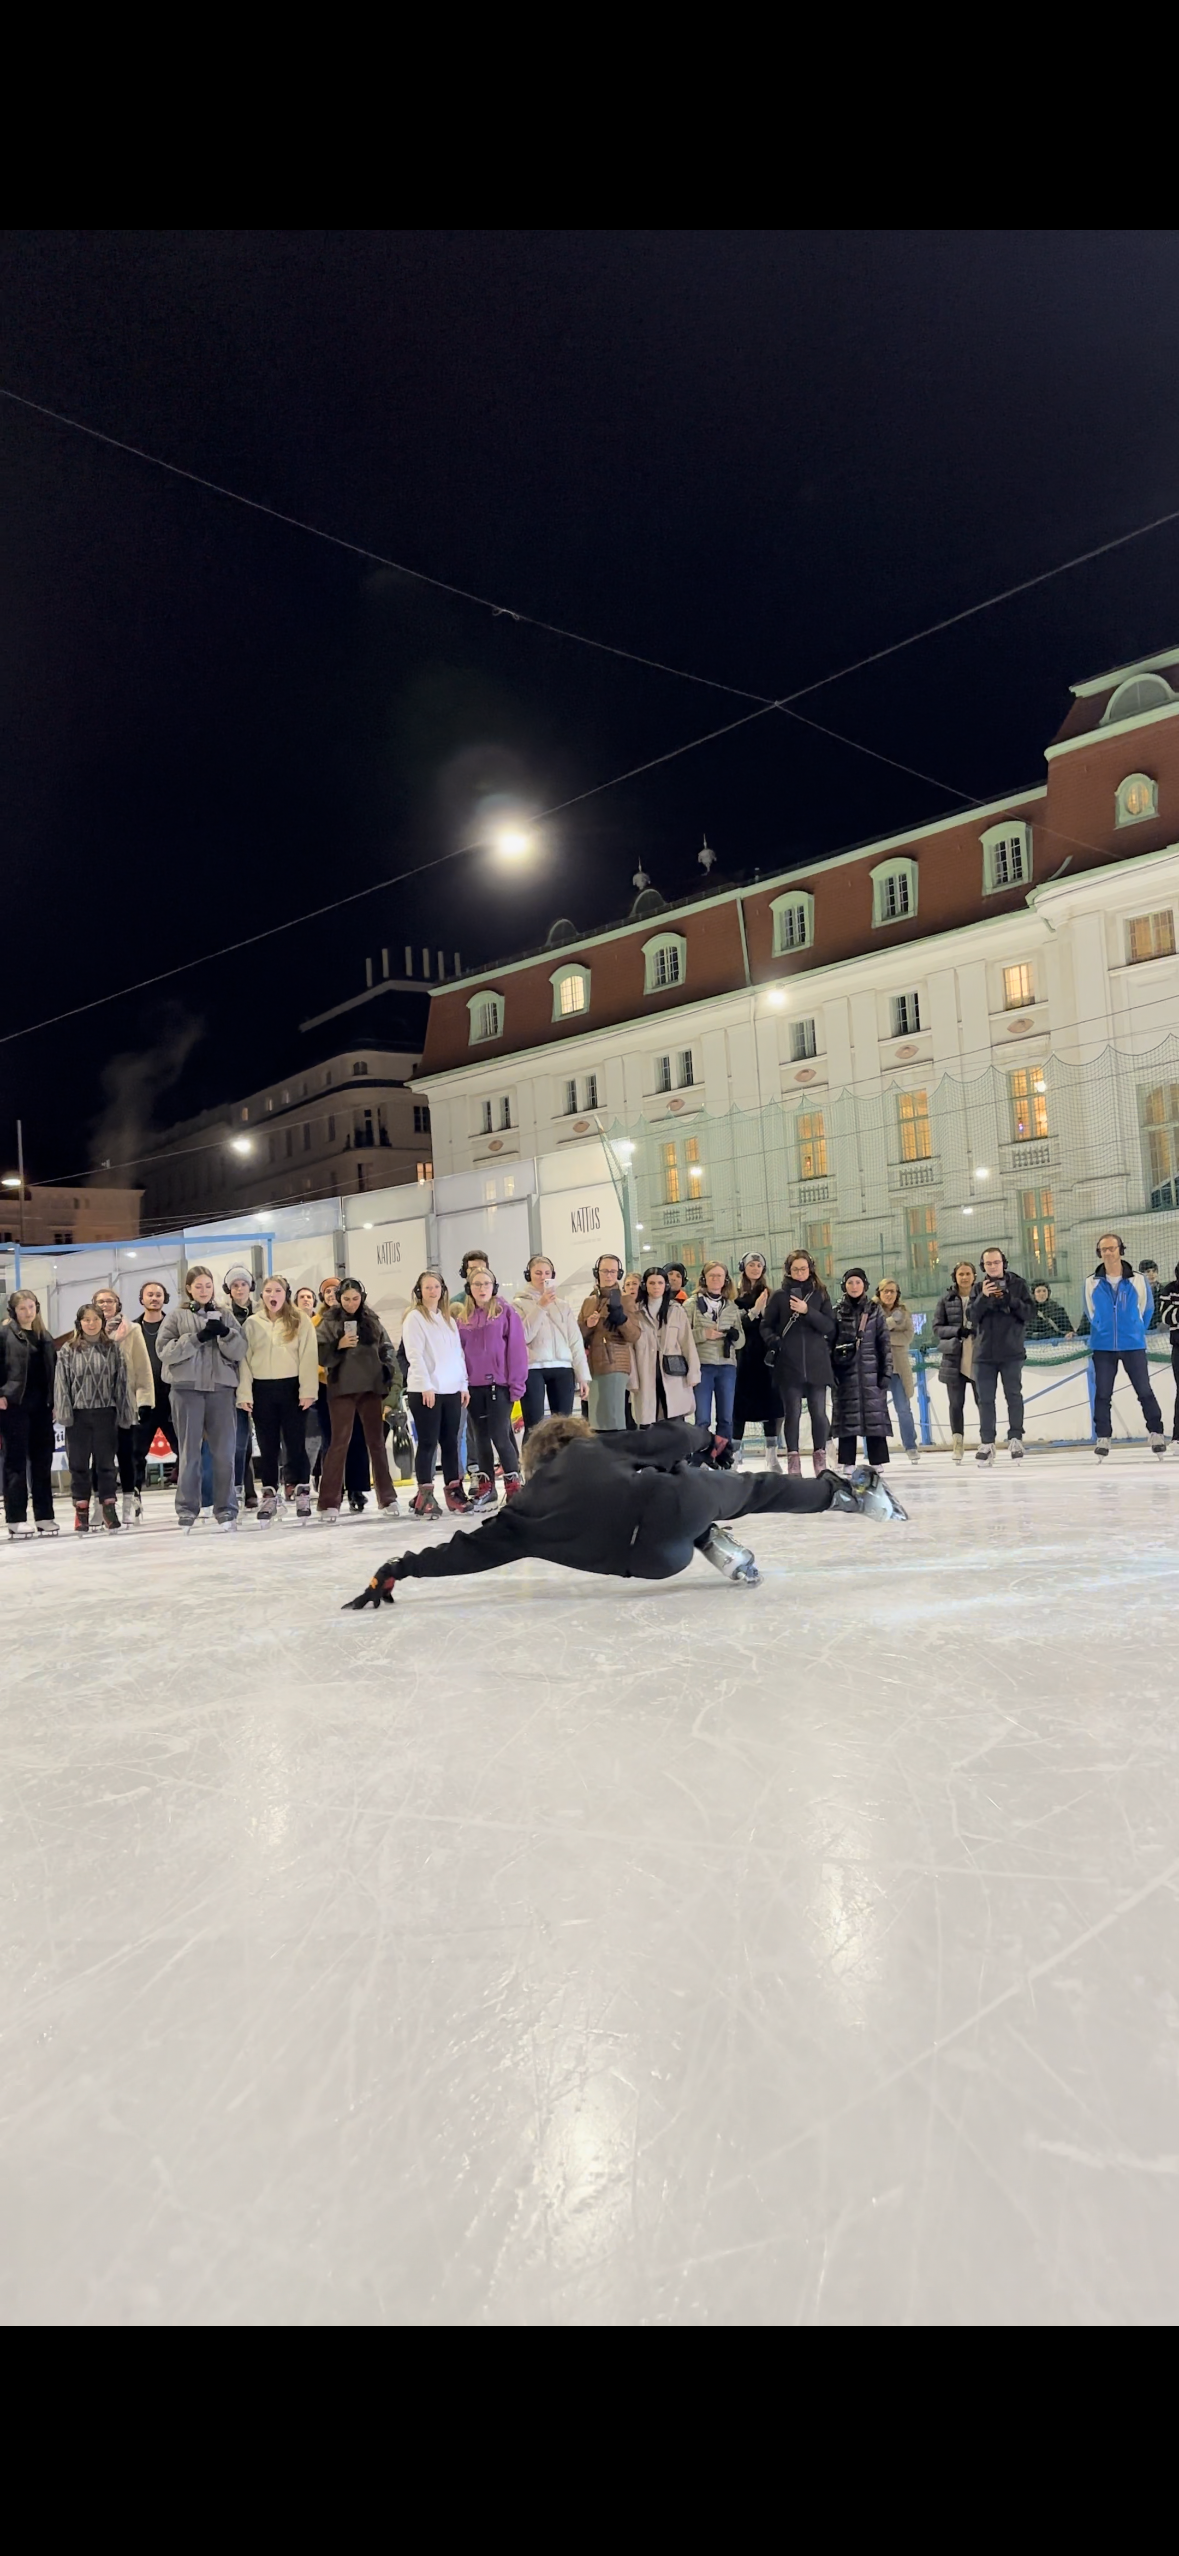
[0,1290,58,1537]
[830,1267,894,1472]
[731,1252,784,1470]
[342,1413,907,1607]
[762,1251,836,1478]
[54,1302,137,1531]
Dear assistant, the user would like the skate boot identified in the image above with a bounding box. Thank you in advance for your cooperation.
[502,1474,523,1499]
[699,1523,760,1584]
[101,1499,121,1531]
[812,1446,827,1475]
[1008,1438,1025,1461]
[258,1486,278,1524]
[121,1491,136,1525]
[1094,1438,1110,1460]
[411,1485,441,1520]
[787,1450,802,1477]
[348,1492,367,1514]
[444,1479,472,1514]
[467,1471,497,1512]
[36,1520,60,1537]
[905,1444,920,1465]
[377,1490,401,1517]
[74,1500,90,1534]
[828,1467,908,1523]
[318,1507,340,1525]
[952,1433,964,1464]
[763,1443,782,1474]
[730,1443,746,1471]
[217,1515,239,1533]
[7,1522,35,1540]
[975,1444,995,1466]
[295,1483,313,1520]
[1150,1433,1167,1459]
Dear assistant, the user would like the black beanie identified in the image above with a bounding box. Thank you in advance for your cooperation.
[842,1266,869,1290]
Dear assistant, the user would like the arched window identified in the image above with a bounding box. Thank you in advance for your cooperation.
[1102,673,1174,724]
[467,990,505,1044]
[1116,772,1158,827]
[642,932,687,993]
[981,822,1032,894]
[771,889,815,954]
[870,858,918,927]
[549,962,591,1020]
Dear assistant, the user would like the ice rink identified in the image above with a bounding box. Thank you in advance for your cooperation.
[3,1448,1178,2327]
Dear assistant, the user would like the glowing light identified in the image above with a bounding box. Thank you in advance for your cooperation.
[1,1176,19,1190]
[494,827,530,858]
[975,1166,990,1179]
[962,1206,974,1215]
[768,989,787,1008]
[363,1222,373,1230]
[615,1141,635,1162]
[231,1137,252,1156]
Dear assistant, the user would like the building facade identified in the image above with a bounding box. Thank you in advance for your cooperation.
[0,1182,143,1249]
[413,650,1179,1308]
[141,1044,432,1230]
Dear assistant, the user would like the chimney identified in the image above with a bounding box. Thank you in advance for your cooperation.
[404,946,413,976]
[365,956,373,988]
[381,948,389,977]
[455,951,461,974]
[437,951,445,980]
[422,949,431,978]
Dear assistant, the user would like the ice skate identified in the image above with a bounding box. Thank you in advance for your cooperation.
[829,1467,908,1523]
[217,1516,239,1533]
[1150,1433,1167,1458]
[294,1483,313,1520]
[121,1491,136,1525]
[502,1474,523,1499]
[975,1444,995,1466]
[467,1472,497,1512]
[7,1522,35,1540]
[73,1501,90,1534]
[444,1479,472,1514]
[763,1445,782,1474]
[786,1450,802,1477]
[318,1506,340,1525]
[376,1492,401,1517]
[36,1520,59,1537]
[951,1434,964,1463]
[411,1485,441,1519]
[101,1499,121,1531]
[1094,1438,1110,1459]
[1008,1438,1025,1460]
[905,1444,920,1464]
[699,1523,760,1584]
[348,1492,367,1514]
[258,1486,278,1524]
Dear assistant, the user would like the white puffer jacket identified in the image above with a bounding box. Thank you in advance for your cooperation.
[401,1307,469,1394]
[513,1287,591,1385]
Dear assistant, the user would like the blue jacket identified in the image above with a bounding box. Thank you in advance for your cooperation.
[1082,1264,1153,1353]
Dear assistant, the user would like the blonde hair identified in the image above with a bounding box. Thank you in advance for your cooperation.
[457,1279,503,1321]
[184,1263,213,1296]
[522,1413,593,1478]
[260,1274,302,1342]
[412,1271,456,1326]
[699,1262,735,1301]
[875,1276,906,1309]
[7,1290,47,1338]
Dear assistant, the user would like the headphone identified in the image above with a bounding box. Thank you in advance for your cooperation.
[593,1253,623,1284]
[524,1255,556,1281]
[139,1280,170,1305]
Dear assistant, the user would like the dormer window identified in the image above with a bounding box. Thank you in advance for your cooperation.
[550,962,591,1020]
[771,890,814,955]
[1116,772,1158,828]
[871,858,918,927]
[467,990,505,1044]
[981,822,1032,894]
[1102,673,1175,724]
[642,932,687,993]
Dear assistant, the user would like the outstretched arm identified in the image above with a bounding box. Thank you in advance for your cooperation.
[343,1504,531,1606]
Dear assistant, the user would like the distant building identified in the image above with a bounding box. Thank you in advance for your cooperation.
[0,1183,143,1248]
[141,1044,431,1229]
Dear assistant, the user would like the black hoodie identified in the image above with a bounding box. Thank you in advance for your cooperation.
[386,1426,717,1583]
[966,1255,1032,1364]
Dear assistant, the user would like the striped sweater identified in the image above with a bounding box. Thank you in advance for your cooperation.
[54,1338,138,1429]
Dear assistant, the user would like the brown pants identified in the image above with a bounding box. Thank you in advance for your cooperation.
[318,1392,394,1512]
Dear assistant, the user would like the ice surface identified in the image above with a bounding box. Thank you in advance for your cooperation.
[2,1451,1179,2327]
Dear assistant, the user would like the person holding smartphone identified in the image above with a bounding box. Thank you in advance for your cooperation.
[966,1249,1033,1463]
[156,1265,249,1529]
[91,1287,154,1523]
[578,1253,641,1433]
[316,1278,399,1519]
[514,1255,591,1441]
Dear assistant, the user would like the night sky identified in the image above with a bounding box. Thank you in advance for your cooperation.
[3,229,1179,1187]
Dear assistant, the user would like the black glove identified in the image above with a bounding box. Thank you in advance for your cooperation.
[342,1563,398,1612]
[604,1288,627,1326]
[199,1314,228,1340]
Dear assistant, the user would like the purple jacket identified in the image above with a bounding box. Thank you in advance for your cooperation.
[457,1299,529,1397]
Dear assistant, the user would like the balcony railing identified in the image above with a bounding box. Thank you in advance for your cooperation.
[1000,1135,1059,1174]
[889,1154,941,1192]
[793,1176,832,1207]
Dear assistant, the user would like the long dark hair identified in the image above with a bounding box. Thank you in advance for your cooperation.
[782,1250,830,1307]
[736,1252,769,1309]
[638,1266,673,1326]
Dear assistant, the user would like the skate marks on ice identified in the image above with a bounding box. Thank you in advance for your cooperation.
[0,1453,1178,2323]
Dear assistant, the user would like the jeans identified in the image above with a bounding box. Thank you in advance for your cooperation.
[252,1377,310,1488]
[1091,1348,1164,1439]
[407,1390,464,1487]
[467,1383,521,1483]
[173,1387,238,1523]
[780,1382,829,1452]
[694,1364,737,1438]
[66,1408,118,1505]
[976,1358,1025,1445]
[521,1366,577,1438]
[1,1400,55,1522]
[885,1373,916,1448]
[319,1392,394,1511]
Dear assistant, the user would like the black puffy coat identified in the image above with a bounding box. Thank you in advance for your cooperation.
[0,1317,56,1408]
[1156,1265,1179,1337]
[830,1298,893,1438]
[732,1282,783,1430]
[966,1262,1032,1365]
[933,1284,974,1383]
[762,1282,836,1389]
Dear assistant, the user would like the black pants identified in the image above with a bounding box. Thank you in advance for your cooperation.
[253,1376,310,1487]
[837,1434,889,1468]
[0,1400,55,1523]
[521,1367,577,1437]
[1172,1341,1179,1438]
[1091,1348,1164,1438]
[66,1408,118,1504]
[780,1382,829,1452]
[136,1397,177,1489]
[93,1423,139,1499]
[408,1390,464,1487]
[467,1383,521,1482]
[946,1374,978,1434]
[394,1462,840,1587]
[976,1358,1025,1443]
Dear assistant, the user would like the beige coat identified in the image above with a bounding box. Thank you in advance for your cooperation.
[628,1299,701,1422]
[881,1302,915,1397]
[578,1290,640,1377]
[239,1307,320,1402]
[119,1321,154,1410]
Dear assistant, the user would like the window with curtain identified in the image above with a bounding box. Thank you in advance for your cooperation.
[797,1112,827,1179]
[899,1090,932,1161]
[662,1141,680,1204]
[1010,1068,1049,1141]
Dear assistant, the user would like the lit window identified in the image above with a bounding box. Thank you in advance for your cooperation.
[642,933,687,993]
[584,1074,599,1110]
[240,1106,249,1122]
[797,1111,827,1179]
[790,1018,818,1062]
[1010,1067,1049,1141]
[1003,964,1033,1008]
[1143,1082,1179,1208]
[1021,1187,1056,1276]
[981,823,1032,894]
[899,1090,932,1162]
[663,1141,680,1204]
[871,859,918,926]
[1116,773,1158,828]
[677,1050,694,1088]
[655,1056,672,1094]
[467,991,505,1044]
[1127,910,1176,963]
[550,963,591,1021]
[771,890,814,954]
[905,1205,939,1282]
[891,992,922,1038]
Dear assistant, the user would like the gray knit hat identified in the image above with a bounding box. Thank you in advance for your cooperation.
[223,1264,253,1292]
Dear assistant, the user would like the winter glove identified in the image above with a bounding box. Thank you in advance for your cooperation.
[342,1562,398,1611]
[199,1314,229,1340]
[604,1288,627,1326]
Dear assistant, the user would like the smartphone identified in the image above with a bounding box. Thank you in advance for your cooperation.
[344,1319,358,1341]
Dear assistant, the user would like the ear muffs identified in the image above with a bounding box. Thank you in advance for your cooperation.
[525,1260,556,1282]
[139,1283,170,1305]
[592,1256,622,1284]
